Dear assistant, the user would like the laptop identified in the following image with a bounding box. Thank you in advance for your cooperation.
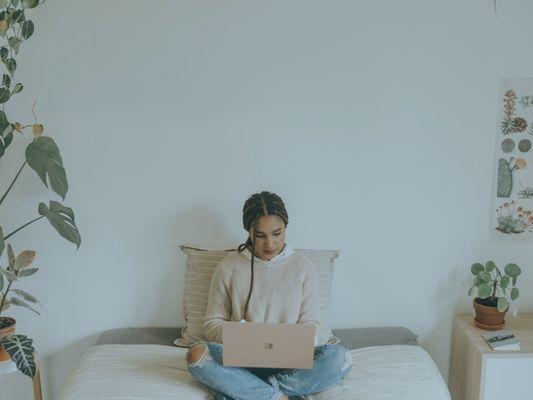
[222,322,316,369]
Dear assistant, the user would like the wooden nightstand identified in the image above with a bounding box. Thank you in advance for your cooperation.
[0,351,42,400]
[449,314,533,400]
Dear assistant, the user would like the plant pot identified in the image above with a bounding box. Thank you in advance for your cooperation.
[473,298,508,330]
[0,317,16,362]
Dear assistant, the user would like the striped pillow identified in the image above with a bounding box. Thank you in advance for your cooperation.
[174,245,339,347]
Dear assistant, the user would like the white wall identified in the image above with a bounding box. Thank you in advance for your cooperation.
[1,1,533,398]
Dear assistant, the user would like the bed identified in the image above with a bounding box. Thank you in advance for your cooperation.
[58,326,451,400]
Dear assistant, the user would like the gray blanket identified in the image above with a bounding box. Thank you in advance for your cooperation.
[96,326,418,350]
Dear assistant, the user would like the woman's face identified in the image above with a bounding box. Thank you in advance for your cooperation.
[249,215,286,261]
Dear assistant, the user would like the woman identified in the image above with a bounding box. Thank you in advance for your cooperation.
[186,191,352,400]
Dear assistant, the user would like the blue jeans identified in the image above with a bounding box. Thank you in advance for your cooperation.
[187,342,352,400]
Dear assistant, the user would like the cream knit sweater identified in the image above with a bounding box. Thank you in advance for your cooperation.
[203,247,322,344]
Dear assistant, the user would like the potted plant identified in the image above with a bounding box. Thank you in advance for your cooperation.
[0,0,81,378]
[468,261,521,330]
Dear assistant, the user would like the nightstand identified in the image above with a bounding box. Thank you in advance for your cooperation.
[449,314,533,400]
[0,352,43,400]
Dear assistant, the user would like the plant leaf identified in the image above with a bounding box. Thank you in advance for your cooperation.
[5,57,16,74]
[14,250,36,270]
[25,136,68,199]
[497,297,509,312]
[11,9,24,23]
[22,0,39,8]
[12,82,22,94]
[479,271,492,283]
[0,87,10,103]
[0,46,8,60]
[511,287,519,301]
[9,296,40,315]
[499,275,510,289]
[11,288,39,304]
[0,334,36,378]
[18,267,38,277]
[38,201,80,248]
[21,19,33,39]
[504,263,521,278]
[467,286,474,297]
[471,263,484,275]
[478,284,492,298]
[0,267,17,281]
[7,243,15,271]
[0,226,4,257]
[0,271,4,292]
[485,261,496,272]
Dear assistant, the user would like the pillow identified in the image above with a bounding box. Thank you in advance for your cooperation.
[174,245,340,347]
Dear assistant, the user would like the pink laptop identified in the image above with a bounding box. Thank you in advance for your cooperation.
[222,322,316,369]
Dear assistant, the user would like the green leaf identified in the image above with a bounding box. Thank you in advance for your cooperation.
[504,263,521,278]
[18,267,38,277]
[2,73,10,87]
[11,288,39,304]
[0,47,8,61]
[22,0,38,8]
[0,87,10,103]
[471,263,484,275]
[0,271,4,291]
[511,287,519,301]
[7,243,15,271]
[497,297,509,312]
[5,58,16,74]
[467,286,475,297]
[8,36,20,54]
[485,261,496,272]
[9,296,40,315]
[25,137,68,199]
[479,271,492,283]
[11,9,24,23]
[38,201,81,248]
[500,275,510,289]
[14,250,35,270]
[12,82,22,94]
[0,334,36,378]
[0,226,4,257]
[478,284,492,298]
[11,0,20,8]
[0,267,17,281]
[21,19,33,39]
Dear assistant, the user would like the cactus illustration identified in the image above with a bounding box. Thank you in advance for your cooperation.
[497,157,527,198]
[498,159,513,197]
[518,139,531,152]
[501,138,515,153]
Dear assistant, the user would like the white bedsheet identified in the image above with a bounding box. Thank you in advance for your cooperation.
[60,344,450,400]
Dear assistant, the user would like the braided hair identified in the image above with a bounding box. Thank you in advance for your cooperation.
[237,191,289,320]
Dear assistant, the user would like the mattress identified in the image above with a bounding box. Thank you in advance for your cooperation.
[59,344,450,400]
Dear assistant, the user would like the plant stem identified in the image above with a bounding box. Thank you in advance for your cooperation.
[4,215,44,240]
[0,160,26,207]
[0,281,12,316]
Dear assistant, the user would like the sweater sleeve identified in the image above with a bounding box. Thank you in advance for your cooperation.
[203,259,233,344]
[298,261,322,343]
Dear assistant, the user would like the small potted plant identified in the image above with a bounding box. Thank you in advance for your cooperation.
[468,261,521,330]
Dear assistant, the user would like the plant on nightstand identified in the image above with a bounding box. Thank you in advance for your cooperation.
[0,0,81,379]
[468,261,521,330]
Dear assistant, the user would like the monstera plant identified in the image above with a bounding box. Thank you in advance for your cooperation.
[0,0,81,378]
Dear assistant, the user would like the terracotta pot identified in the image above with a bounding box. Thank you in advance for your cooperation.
[0,317,16,362]
[473,298,508,330]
